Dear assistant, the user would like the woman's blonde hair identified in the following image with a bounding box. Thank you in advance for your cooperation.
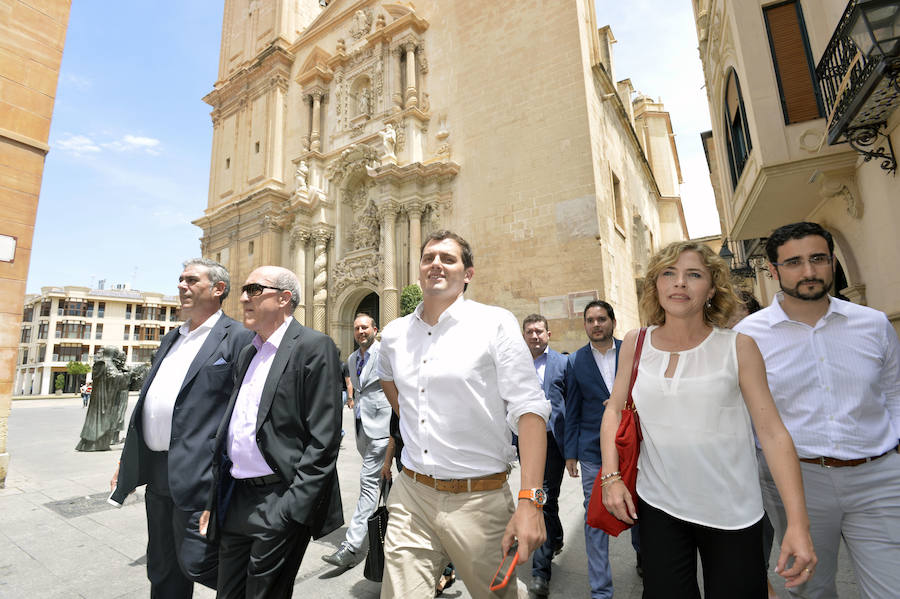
[638,241,739,327]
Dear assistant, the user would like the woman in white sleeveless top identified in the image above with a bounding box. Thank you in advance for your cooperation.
[599,242,816,598]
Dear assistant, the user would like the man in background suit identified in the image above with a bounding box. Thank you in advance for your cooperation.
[523,314,569,598]
[564,300,639,599]
[323,312,391,568]
[110,258,253,598]
[201,265,343,598]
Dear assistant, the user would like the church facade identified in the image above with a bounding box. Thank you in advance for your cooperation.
[193,0,688,353]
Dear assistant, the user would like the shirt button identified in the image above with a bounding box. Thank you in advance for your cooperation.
[427,332,432,336]
[424,449,428,453]
[421,419,425,423]
[421,388,425,393]
[423,359,427,363]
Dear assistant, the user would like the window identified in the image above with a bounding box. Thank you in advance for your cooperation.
[611,171,625,232]
[55,322,89,339]
[21,349,28,365]
[53,344,85,362]
[123,325,130,341]
[215,252,221,263]
[132,347,155,363]
[723,69,753,189]
[255,141,260,153]
[20,327,31,343]
[764,1,823,124]
[125,304,132,320]
[98,302,105,318]
[23,305,34,321]
[38,322,48,340]
[248,240,254,255]
[225,157,231,169]
[135,304,145,320]
[57,300,94,317]
[40,300,51,317]
[37,345,46,362]
[144,306,161,321]
[95,324,103,340]
[169,307,179,321]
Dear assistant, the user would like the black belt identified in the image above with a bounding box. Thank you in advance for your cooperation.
[237,473,282,487]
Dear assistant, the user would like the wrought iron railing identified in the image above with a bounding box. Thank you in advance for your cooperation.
[816,1,879,140]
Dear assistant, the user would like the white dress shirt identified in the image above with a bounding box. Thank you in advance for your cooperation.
[735,293,900,459]
[377,296,550,479]
[227,317,292,479]
[142,310,222,451]
[590,342,617,392]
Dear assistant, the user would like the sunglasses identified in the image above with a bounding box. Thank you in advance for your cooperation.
[241,283,283,297]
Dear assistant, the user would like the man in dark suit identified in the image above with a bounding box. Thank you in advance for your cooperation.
[522,314,569,598]
[200,265,343,599]
[323,312,391,568]
[564,300,639,599]
[110,258,254,598]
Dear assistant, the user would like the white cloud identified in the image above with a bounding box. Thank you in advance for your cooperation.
[64,73,92,90]
[102,134,162,155]
[55,134,101,154]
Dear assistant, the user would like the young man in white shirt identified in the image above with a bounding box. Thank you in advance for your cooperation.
[735,221,900,599]
[377,230,550,599]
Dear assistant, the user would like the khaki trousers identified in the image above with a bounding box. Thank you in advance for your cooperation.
[380,472,522,599]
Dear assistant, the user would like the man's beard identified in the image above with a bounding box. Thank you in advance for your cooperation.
[780,276,833,301]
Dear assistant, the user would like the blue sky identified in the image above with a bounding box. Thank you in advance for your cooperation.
[28,1,718,295]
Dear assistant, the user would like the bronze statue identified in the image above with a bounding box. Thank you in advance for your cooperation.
[76,346,130,451]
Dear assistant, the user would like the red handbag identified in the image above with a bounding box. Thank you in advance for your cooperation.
[586,327,647,536]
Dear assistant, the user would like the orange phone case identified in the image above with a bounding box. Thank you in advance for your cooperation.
[489,542,520,591]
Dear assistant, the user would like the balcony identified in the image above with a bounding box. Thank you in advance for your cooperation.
[816,0,900,173]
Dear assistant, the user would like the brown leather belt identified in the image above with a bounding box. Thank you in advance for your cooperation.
[402,467,507,493]
[799,446,897,468]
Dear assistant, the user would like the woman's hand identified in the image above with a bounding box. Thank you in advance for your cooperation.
[775,523,817,588]
[601,479,636,524]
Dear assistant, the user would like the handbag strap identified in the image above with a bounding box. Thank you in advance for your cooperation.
[623,327,648,411]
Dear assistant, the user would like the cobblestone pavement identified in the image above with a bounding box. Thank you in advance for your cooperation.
[1,396,858,598]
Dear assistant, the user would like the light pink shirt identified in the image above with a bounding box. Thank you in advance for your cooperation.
[227,317,292,479]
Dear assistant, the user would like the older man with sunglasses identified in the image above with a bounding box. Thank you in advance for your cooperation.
[200,266,344,599]
[735,222,900,599]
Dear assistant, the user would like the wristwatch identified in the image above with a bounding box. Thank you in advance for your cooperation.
[518,488,547,508]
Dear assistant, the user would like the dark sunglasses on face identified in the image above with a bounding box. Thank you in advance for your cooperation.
[241,283,283,297]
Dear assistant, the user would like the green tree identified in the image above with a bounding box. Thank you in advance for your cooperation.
[66,362,91,376]
[54,373,65,391]
[400,284,423,316]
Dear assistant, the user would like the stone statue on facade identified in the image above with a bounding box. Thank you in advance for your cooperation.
[380,123,397,162]
[76,346,131,452]
[354,200,380,250]
[294,160,309,194]
[357,87,372,117]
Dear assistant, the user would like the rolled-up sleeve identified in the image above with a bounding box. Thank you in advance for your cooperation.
[491,309,551,433]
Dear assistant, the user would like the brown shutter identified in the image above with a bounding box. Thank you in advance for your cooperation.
[764,2,822,124]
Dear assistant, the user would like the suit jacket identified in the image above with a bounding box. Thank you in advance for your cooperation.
[207,318,344,541]
[563,339,622,464]
[111,314,254,509]
[348,341,391,439]
[543,349,569,451]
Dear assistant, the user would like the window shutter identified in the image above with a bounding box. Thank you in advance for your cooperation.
[765,2,822,124]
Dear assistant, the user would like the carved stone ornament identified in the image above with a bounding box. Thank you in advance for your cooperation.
[809,169,862,219]
[325,144,381,183]
[350,9,373,41]
[331,252,383,298]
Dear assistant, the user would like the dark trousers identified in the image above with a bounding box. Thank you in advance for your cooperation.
[638,496,765,599]
[217,480,311,599]
[144,450,218,599]
[532,431,566,580]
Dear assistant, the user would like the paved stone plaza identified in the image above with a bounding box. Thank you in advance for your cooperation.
[0,396,858,598]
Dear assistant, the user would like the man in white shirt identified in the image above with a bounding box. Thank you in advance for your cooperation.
[735,221,900,599]
[322,312,391,569]
[377,230,551,599]
[110,258,254,598]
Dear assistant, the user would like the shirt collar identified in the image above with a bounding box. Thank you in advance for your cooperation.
[414,294,466,326]
[252,316,292,351]
[179,309,222,336]
[533,347,549,363]
[590,342,616,357]
[768,292,848,326]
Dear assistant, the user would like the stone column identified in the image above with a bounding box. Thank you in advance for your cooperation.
[379,202,400,325]
[404,42,417,109]
[392,47,403,111]
[310,91,323,152]
[290,227,311,324]
[406,201,423,285]
[312,227,332,332]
